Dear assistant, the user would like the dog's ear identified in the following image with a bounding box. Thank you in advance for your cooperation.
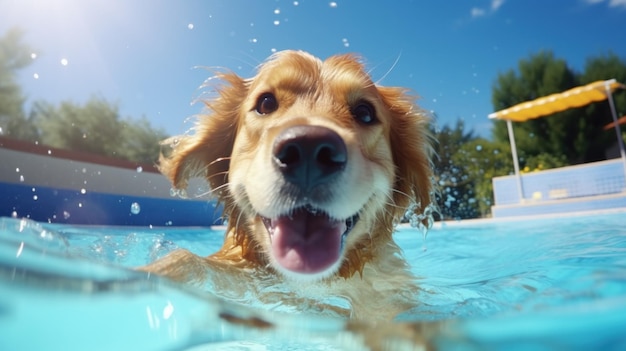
[158,73,247,202]
[378,86,434,222]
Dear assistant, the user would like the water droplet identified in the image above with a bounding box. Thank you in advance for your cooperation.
[274,8,280,14]
[63,211,71,219]
[78,203,83,208]
[33,73,39,79]
[136,166,143,173]
[15,168,20,173]
[274,20,280,26]
[33,195,38,201]
[476,145,483,151]
[80,188,87,194]
[31,53,37,59]
[60,58,69,66]
[81,168,87,173]
[163,301,174,319]
[130,202,141,215]
[11,211,18,218]
[329,1,338,8]
[47,149,52,155]
[19,175,24,182]
[293,1,299,6]
[187,23,194,30]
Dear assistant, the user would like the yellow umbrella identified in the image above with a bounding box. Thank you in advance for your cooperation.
[489,79,625,122]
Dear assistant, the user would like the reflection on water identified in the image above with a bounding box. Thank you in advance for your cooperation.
[1,213,626,350]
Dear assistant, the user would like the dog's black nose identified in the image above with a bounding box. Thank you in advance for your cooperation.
[273,125,347,190]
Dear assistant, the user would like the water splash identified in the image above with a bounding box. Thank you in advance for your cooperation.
[130,202,141,215]
[403,201,437,251]
[169,187,188,199]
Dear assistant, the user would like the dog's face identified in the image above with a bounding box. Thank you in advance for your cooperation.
[160,51,432,282]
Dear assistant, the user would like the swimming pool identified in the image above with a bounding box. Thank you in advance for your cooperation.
[1,210,625,350]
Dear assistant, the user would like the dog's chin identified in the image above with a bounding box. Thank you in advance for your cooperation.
[260,205,359,281]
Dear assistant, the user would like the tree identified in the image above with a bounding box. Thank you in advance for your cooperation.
[0,28,38,139]
[117,116,168,164]
[492,51,579,164]
[32,97,168,164]
[430,119,480,219]
[578,53,626,160]
[431,119,518,219]
[452,138,513,217]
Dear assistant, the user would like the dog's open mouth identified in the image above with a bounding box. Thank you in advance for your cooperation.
[261,205,359,275]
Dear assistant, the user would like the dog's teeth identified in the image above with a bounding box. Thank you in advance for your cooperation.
[261,217,275,235]
[303,204,318,214]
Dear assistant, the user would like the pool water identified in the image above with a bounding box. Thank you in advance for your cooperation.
[1,211,626,350]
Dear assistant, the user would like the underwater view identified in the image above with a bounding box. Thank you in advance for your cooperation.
[1,210,625,350]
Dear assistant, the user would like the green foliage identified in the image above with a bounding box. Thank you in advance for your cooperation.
[452,138,513,217]
[117,117,168,164]
[431,119,480,219]
[32,98,168,164]
[431,120,516,218]
[579,53,626,160]
[520,152,568,173]
[0,28,38,140]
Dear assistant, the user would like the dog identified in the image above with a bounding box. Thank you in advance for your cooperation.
[140,50,433,320]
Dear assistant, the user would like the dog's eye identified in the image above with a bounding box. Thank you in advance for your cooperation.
[255,93,278,115]
[351,102,377,125]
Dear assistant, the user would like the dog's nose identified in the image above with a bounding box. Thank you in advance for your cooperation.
[273,125,347,190]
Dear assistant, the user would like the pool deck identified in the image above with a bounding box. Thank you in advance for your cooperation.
[430,206,626,228]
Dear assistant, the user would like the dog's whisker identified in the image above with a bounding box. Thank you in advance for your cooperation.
[208,157,231,166]
[372,51,403,86]
[192,182,230,199]
[231,51,263,71]
[234,206,246,235]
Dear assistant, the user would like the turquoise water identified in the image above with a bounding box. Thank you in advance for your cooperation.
[1,211,626,350]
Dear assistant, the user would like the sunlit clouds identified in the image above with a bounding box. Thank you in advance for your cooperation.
[471,0,505,18]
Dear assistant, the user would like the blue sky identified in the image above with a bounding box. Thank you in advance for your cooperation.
[2,0,625,138]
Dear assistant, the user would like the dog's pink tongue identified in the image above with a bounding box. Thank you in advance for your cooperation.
[271,211,345,274]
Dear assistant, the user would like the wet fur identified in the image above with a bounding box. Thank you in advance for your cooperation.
[139,51,433,320]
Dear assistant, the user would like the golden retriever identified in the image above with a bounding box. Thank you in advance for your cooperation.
[140,50,433,320]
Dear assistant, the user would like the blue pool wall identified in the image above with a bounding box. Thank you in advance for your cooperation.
[1,136,222,226]
[491,158,626,217]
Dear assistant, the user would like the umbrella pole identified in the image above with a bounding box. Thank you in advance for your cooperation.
[605,82,626,189]
[506,119,524,202]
